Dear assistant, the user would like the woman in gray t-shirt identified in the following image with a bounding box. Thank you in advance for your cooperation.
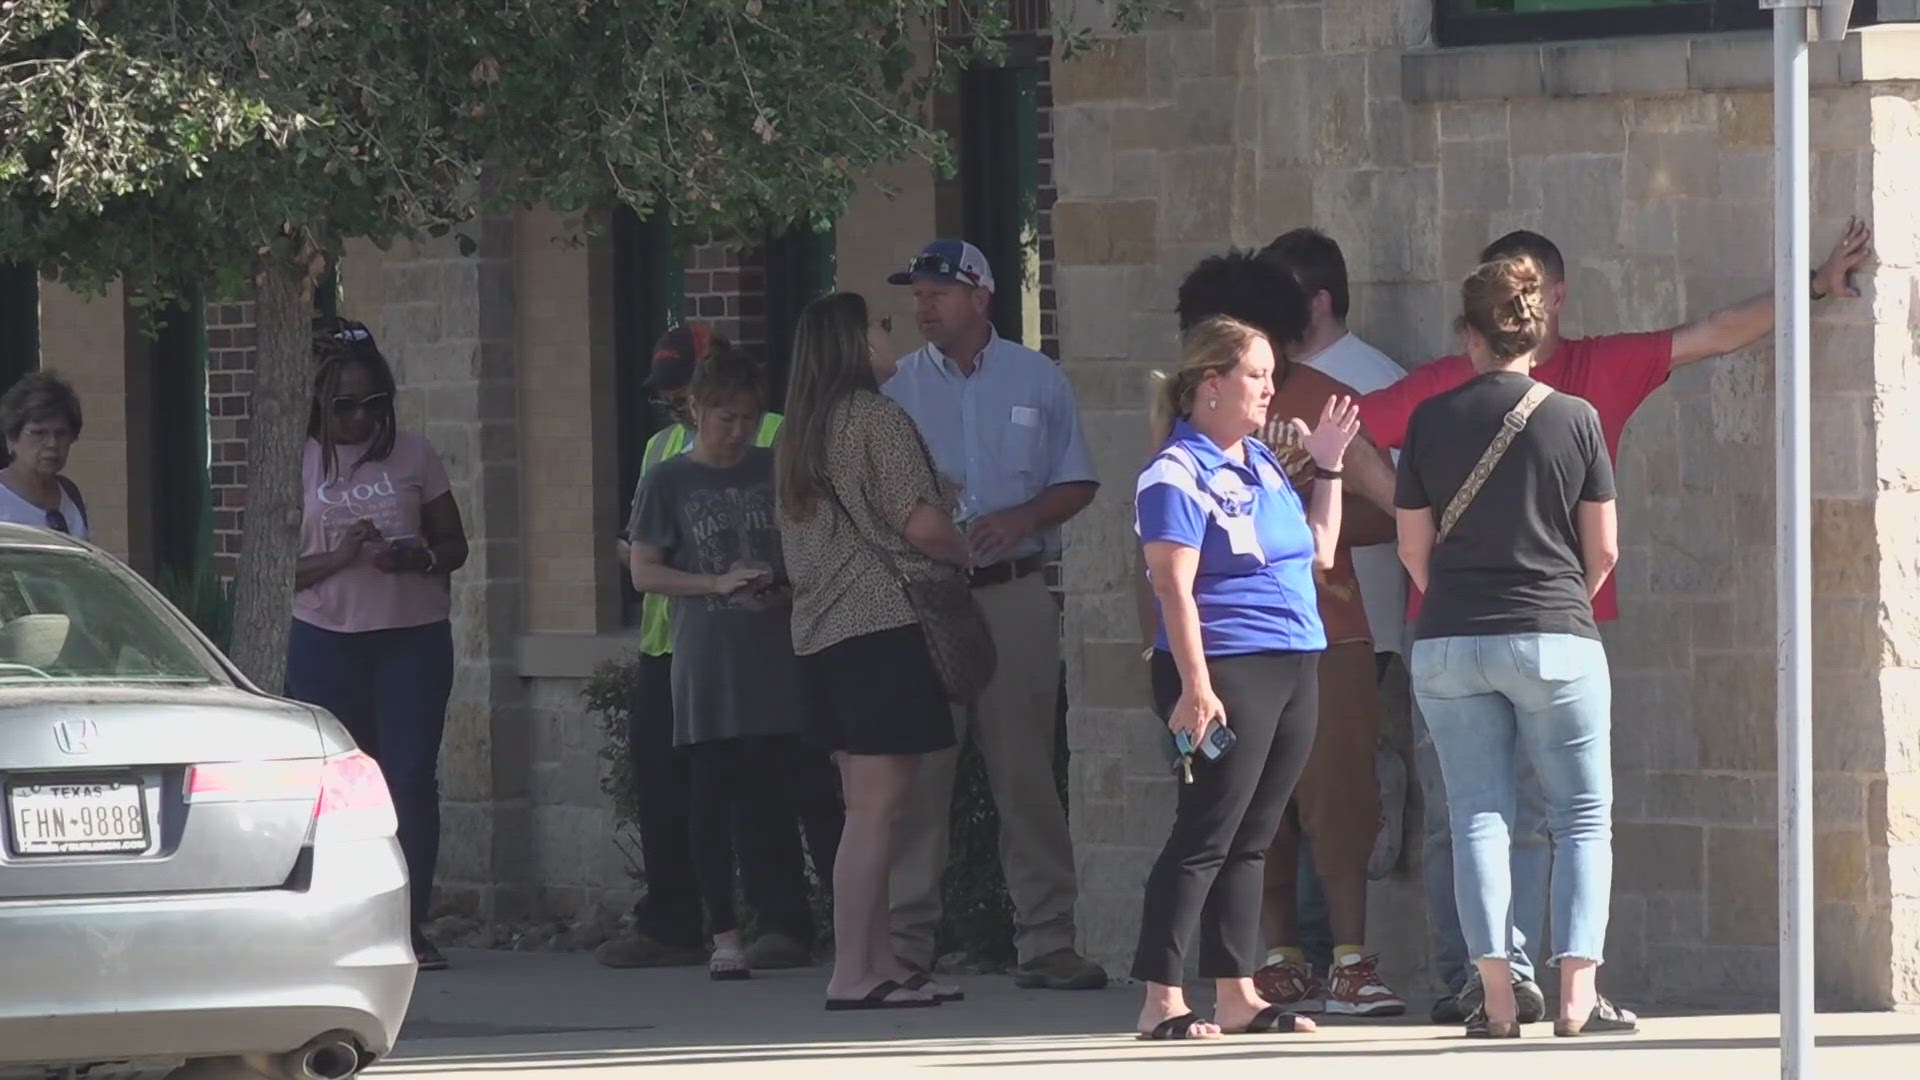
[629,343,842,982]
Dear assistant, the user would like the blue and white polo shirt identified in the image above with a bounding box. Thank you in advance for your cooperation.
[1135,419,1327,657]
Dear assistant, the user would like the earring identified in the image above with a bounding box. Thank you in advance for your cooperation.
[1206,397,1219,410]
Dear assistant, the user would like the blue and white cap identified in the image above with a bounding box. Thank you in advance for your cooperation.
[887,239,996,293]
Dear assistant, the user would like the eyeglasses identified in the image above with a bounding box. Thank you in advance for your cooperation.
[330,392,392,418]
[44,508,69,535]
[901,254,982,288]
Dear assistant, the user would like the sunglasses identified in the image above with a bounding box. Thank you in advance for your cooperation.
[330,392,392,418]
[901,254,982,288]
[44,508,69,535]
[332,323,373,343]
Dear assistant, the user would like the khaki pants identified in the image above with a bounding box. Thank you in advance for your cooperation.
[888,572,1078,967]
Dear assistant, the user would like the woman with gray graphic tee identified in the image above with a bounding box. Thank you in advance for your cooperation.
[628,343,843,982]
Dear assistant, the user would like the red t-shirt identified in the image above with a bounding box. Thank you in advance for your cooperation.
[1360,330,1674,624]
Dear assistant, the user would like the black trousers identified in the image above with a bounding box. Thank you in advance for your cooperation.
[686,734,844,941]
[628,654,703,949]
[1132,650,1321,986]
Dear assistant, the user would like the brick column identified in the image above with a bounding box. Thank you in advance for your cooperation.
[374,218,533,921]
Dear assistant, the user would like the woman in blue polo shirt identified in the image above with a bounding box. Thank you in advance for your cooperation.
[1131,316,1361,1041]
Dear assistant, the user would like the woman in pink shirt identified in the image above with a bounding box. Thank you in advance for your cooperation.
[285,319,469,971]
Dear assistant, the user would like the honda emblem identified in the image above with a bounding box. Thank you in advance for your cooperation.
[53,719,98,755]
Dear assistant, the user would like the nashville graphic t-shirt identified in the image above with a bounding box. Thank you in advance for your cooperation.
[295,431,453,634]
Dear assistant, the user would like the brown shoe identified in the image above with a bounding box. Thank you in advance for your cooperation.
[594,932,707,969]
[1012,948,1109,990]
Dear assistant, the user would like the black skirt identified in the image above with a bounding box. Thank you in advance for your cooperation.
[801,624,956,756]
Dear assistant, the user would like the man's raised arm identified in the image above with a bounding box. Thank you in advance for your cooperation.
[1669,217,1872,368]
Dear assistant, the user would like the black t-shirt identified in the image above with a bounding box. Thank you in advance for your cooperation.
[1394,371,1616,642]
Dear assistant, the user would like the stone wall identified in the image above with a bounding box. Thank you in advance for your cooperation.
[1053,1,1920,1008]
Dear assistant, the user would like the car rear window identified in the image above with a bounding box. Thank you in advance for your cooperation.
[0,550,222,684]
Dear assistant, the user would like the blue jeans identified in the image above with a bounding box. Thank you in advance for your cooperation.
[1413,697,1551,991]
[1411,633,1613,970]
[285,619,454,929]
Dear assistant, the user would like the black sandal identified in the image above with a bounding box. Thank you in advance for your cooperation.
[1138,1012,1214,1040]
[902,971,965,1002]
[1226,1004,1308,1035]
[824,979,941,1012]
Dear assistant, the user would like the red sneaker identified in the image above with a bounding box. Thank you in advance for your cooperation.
[1323,953,1405,1017]
[1252,959,1325,1013]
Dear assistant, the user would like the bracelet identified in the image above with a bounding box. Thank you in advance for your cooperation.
[1313,466,1344,480]
[422,547,439,574]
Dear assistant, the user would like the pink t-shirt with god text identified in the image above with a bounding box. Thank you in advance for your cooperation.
[295,431,453,633]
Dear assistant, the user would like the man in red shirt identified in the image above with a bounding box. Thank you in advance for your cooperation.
[1370,221,1873,1023]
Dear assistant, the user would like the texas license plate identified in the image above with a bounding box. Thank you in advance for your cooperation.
[7,780,149,855]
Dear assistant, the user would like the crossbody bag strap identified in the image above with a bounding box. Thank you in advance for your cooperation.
[1437,382,1554,543]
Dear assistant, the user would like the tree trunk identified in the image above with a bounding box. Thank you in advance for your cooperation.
[227,258,314,690]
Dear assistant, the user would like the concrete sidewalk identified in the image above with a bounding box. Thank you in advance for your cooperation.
[378,949,1920,1078]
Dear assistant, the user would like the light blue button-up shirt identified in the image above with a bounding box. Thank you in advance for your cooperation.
[883,331,1098,560]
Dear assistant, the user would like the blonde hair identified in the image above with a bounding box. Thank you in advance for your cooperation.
[1458,255,1550,363]
[1147,316,1268,447]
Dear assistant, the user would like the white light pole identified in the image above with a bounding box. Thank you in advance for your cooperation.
[1762,2,1849,1077]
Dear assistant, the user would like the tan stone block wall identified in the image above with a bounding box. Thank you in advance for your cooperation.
[36,280,129,558]
[837,161,938,338]
[1056,0,1917,1008]
[516,207,607,634]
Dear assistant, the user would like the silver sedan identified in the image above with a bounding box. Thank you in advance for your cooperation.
[0,525,415,1080]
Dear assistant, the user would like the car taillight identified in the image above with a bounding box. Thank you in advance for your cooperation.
[314,749,399,841]
[187,759,323,802]
[186,750,396,841]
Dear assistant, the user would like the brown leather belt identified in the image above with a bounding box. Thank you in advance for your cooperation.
[968,554,1045,590]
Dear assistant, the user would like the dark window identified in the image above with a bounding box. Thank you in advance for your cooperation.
[959,63,1042,348]
[147,288,212,580]
[0,262,38,395]
[1436,0,1882,47]
[761,224,836,410]
[612,206,684,622]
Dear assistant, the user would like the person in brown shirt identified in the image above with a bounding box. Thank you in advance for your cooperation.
[1170,251,1406,1018]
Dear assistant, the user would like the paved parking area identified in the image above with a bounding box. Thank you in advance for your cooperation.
[379,949,1920,1078]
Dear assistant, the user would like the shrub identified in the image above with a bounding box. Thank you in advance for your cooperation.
[152,566,236,653]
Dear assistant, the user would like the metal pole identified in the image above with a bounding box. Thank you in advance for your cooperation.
[1766,3,1815,1078]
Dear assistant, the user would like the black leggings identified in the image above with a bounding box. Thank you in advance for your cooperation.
[686,735,843,941]
[1132,650,1321,986]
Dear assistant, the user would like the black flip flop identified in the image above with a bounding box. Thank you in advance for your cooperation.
[1226,1004,1309,1035]
[903,971,965,1002]
[1138,1012,1214,1040]
[825,979,942,1012]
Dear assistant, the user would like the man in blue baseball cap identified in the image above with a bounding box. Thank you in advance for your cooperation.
[881,239,1108,991]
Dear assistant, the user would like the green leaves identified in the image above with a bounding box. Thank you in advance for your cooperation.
[0,1,1166,290]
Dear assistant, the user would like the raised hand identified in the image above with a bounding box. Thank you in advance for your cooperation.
[1286,395,1363,471]
[1816,216,1872,301]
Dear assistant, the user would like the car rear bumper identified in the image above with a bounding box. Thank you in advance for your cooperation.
[0,837,415,1068]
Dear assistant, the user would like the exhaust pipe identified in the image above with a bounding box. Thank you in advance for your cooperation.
[244,1034,365,1080]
